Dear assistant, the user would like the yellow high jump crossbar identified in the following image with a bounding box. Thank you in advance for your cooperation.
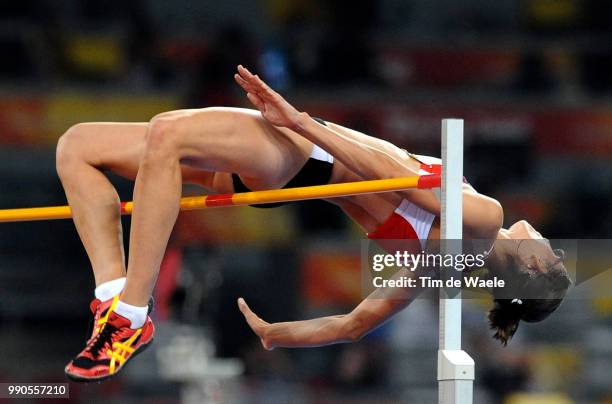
[0,174,440,223]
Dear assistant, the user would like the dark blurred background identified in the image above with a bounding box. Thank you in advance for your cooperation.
[1,1,612,403]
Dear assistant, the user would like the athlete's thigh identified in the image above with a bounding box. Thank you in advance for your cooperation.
[70,122,146,178]
[164,107,313,189]
[70,122,213,186]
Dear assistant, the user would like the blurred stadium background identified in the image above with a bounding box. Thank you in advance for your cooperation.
[1,1,612,403]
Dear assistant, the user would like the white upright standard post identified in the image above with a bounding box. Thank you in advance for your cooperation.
[438,119,475,404]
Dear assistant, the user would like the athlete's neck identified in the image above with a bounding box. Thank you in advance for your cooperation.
[486,229,517,276]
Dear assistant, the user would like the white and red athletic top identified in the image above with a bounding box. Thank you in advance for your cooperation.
[367,155,441,247]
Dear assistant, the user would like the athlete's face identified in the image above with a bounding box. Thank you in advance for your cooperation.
[507,220,564,275]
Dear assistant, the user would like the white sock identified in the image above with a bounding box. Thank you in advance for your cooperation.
[94,277,126,302]
[115,300,148,329]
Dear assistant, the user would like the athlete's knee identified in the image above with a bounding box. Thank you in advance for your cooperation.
[146,107,237,161]
[56,123,88,176]
[150,107,234,144]
[145,116,182,158]
[145,108,220,156]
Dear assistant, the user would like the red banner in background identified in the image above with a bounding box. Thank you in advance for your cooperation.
[0,93,181,147]
[378,45,519,89]
[0,97,46,145]
[302,249,362,307]
[1,91,612,157]
[534,109,612,156]
[303,101,612,157]
[302,102,533,153]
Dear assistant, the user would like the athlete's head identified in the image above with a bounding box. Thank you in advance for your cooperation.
[487,220,572,346]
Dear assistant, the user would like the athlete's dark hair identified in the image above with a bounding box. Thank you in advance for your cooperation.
[487,251,572,346]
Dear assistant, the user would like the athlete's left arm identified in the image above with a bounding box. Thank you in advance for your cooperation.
[237,270,422,349]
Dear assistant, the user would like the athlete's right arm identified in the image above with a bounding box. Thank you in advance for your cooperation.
[237,270,422,349]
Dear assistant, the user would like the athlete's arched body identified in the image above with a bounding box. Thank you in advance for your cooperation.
[57,66,570,382]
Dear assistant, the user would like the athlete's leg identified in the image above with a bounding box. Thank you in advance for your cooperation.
[56,122,213,286]
[120,107,313,306]
[56,123,146,286]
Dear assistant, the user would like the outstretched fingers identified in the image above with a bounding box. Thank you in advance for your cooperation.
[236,65,258,90]
[234,72,259,94]
[235,73,265,109]
[237,298,273,350]
[234,73,251,91]
[246,92,265,111]
[237,64,256,82]
[236,65,276,99]
[237,298,265,332]
[235,64,301,130]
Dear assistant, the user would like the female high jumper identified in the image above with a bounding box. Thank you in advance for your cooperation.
[56,65,570,381]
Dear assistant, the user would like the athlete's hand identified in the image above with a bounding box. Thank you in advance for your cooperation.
[234,65,304,131]
[237,297,274,350]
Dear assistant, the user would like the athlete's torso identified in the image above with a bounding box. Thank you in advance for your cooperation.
[224,115,442,244]
[366,155,440,246]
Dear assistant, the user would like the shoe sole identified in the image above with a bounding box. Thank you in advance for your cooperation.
[65,337,154,383]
